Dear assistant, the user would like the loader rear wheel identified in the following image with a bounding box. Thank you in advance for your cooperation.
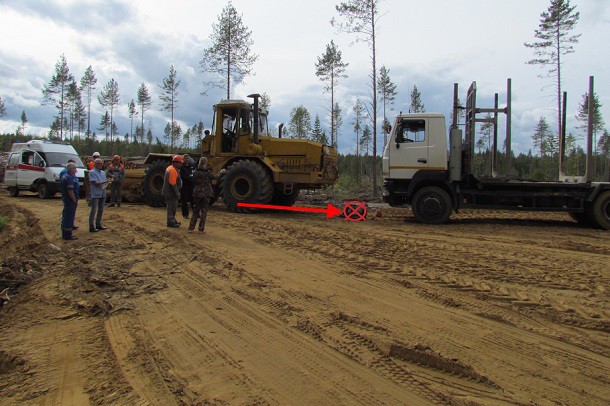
[271,185,300,206]
[142,159,168,207]
[221,160,273,213]
[590,191,610,230]
[411,186,452,225]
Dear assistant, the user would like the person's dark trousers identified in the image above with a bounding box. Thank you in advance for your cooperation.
[181,187,194,218]
[110,181,123,205]
[89,197,105,229]
[166,197,179,225]
[62,200,77,239]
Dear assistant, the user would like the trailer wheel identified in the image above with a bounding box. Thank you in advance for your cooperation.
[8,187,19,197]
[142,159,168,207]
[221,159,273,213]
[38,182,52,199]
[591,191,610,230]
[412,186,452,225]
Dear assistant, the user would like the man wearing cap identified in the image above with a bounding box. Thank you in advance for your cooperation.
[180,154,195,219]
[162,155,183,227]
[88,158,112,232]
[107,155,125,207]
[88,152,101,170]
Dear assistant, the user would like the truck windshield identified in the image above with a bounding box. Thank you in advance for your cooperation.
[40,152,85,168]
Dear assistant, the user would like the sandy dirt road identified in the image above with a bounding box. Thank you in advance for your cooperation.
[0,193,609,405]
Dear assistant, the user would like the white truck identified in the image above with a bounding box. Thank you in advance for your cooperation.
[382,77,610,230]
[4,140,87,198]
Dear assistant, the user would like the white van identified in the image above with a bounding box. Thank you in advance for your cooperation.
[4,140,86,198]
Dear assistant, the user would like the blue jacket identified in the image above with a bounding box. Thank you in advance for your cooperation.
[61,172,80,203]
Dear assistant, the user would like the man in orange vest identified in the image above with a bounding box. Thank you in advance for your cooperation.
[88,152,101,170]
[162,155,183,227]
[107,155,125,207]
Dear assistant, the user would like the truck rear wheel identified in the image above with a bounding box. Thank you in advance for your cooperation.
[412,186,452,225]
[271,185,300,206]
[221,160,273,213]
[142,159,168,207]
[591,191,610,230]
[8,187,19,197]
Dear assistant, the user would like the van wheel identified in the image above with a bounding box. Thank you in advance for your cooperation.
[8,187,19,197]
[412,186,452,224]
[38,182,51,199]
[590,191,610,230]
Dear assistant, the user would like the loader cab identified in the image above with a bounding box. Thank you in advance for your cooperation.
[212,101,254,153]
[384,113,447,181]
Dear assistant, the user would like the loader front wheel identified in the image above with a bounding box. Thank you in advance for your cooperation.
[142,159,168,207]
[221,160,273,213]
[411,186,452,225]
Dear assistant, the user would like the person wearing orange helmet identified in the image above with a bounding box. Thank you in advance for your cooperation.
[106,155,125,207]
[162,155,183,227]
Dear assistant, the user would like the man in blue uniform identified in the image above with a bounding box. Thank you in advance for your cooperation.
[60,162,80,240]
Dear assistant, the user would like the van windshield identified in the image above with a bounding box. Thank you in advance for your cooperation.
[40,152,85,168]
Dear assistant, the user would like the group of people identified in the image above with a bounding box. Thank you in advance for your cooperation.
[162,154,225,233]
[60,152,224,240]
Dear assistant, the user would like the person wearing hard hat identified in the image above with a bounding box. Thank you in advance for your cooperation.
[162,155,183,227]
[88,152,101,170]
[106,155,125,207]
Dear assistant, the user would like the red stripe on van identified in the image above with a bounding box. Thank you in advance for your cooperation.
[17,163,46,172]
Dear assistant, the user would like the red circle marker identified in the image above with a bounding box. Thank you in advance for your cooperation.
[343,201,367,221]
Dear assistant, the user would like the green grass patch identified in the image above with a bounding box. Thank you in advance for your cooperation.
[0,215,9,231]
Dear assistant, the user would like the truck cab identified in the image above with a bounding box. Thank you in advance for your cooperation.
[383,113,452,209]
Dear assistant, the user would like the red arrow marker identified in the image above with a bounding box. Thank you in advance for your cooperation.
[237,202,342,219]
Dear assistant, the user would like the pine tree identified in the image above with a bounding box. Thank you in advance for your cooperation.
[0,97,6,117]
[137,83,152,141]
[79,65,97,137]
[352,98,365,157]
[128,99,138,141]
[378,66,397,145]
[98,78,120,147]
[99,111,110,141]
[576,91,605,154]
[312,114,325,143]
[200,1,258,98]
[66,80,77,139]
[20,111,28,135]
[289,106,312,139]
[332,0,383,196]
[159,66,180,140]
[525,0,580,137]
[42,54,74,140]
[164,122,172,146]
[146,128,153,146]
[333,102,343,150]
[260,93,271,112]
[360,125,371,156]
[409,85,425,113]
[533,117,552,156]
[315,40,348,148]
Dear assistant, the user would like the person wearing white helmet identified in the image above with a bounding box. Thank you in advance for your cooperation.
[88,152,101,170]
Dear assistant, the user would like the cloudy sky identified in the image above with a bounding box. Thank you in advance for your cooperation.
[0,0,608,155]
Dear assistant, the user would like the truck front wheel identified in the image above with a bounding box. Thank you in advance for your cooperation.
[591,191,610,230]
[411,186,452,225]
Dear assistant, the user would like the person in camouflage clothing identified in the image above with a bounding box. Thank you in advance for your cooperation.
[188,157,226,233]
